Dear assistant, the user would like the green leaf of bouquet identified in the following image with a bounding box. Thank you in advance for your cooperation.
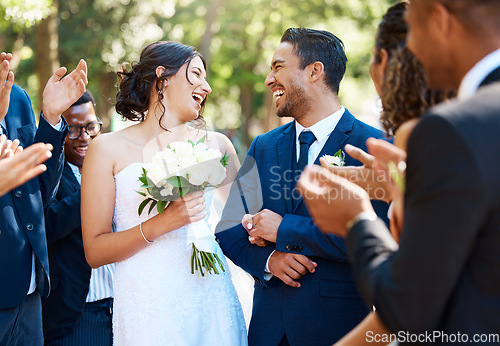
[179,185,191,197]
[166,176,189,188]
[334,149,342,157]
[188,140,195,146]
[157,200,167,214]
[148,200,157,215]
[138,198,151,216]
[220,151,230,167]
[136,190,147,197]
[196,135,206,144]
[138,176,148,185]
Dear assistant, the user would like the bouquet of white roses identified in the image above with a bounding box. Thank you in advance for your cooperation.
[136,137,229,276]
[322,149,345,167]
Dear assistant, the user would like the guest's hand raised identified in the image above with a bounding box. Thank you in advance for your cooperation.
[320,144,392,203]
[268,251,317,288]
[42,59,88,125]
[0,53,14,122]
[297,165,374,237]
[0,141,53,197]
[0,135,21,159]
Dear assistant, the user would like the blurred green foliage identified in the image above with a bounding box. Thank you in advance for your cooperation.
[1,0,396,152]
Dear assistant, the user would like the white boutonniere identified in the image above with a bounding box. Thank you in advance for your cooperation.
[322,149,345,167]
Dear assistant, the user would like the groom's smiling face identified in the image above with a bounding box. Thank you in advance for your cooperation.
[265,42,311,120]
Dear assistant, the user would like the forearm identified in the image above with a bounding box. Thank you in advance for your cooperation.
[276,214,349,261]
[217,224,274,281]
[35,116,67,205]
[45,190,81,243]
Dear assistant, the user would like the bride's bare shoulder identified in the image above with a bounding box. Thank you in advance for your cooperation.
[204,130,236,154]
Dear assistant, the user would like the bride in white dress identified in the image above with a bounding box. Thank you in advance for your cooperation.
[81,41,248,345]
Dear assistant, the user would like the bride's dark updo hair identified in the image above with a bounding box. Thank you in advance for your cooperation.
[116,41,207,130]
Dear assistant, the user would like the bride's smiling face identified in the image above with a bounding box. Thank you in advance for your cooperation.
[161,56,212,124]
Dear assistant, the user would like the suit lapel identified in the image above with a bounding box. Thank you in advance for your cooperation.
[292,110,355,213]
[277,122,295,214]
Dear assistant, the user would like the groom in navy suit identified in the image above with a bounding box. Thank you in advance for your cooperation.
[216,28,389,345]
[0,53,87,345]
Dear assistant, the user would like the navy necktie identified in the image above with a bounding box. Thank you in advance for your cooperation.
[297,130,316,171]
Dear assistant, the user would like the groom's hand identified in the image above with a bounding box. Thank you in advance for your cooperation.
[248,209,282,243]
[242,214,268,247]
[268,251,317,288]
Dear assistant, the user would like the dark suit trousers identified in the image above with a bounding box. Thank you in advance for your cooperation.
[0,292,43,346]
[45,298,113,346]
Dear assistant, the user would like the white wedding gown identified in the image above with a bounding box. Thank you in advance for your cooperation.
[112,163,248,346]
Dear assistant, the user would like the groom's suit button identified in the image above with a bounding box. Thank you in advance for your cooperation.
[297,246,303,252]
[286,245,291,251]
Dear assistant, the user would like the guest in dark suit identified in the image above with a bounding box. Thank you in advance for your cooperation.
[298,0,500,342]
[216,28,389,345]
[0,52,87,345]
[42,91,114,346]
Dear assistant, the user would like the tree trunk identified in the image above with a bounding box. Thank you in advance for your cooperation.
[239,83,253,149]
[97,71,117,133]
[199,0,225,69]
[35,0,59,116]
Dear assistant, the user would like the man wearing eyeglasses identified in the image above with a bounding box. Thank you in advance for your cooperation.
[42,91,114,346]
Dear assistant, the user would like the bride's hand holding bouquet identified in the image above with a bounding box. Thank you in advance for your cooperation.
[136,137,229,276]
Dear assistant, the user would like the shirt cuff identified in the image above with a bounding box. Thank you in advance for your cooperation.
[41,112,63,131]
[263,250,275,281]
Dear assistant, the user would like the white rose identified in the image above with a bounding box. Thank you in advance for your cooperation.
[187,163,209,186]
[168,141,193,158]
[193,143,210,162]
[160,184,173,197]
[322,153,345,167]
[176,154,198,170]
[204,147,222,161]
[145,162,167,186]
[206,160,227,185]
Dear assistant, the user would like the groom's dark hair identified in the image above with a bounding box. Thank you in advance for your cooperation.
[281,27,347,94]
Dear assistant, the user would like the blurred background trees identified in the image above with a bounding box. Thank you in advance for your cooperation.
[1,0,395,156]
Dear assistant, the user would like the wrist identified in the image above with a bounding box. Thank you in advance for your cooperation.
[346,211,378,231]
[41,108,61,126]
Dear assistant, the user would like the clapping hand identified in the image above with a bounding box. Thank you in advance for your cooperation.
[42,59,88,125]
[297,164,373,237]
[0,52,15,122]
[0,139,53,197]
[320,144,393,203]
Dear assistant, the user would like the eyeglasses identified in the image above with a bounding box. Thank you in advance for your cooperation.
[67,118,103,139]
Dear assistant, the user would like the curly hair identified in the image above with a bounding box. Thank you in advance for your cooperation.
[375,2,456,135]
[374,1,408,64]
[380,47,456,135]
[115,41,206,131]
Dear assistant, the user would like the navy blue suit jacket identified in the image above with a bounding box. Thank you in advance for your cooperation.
[42,162,91,341]
[0,84,66,309]
[216,109,389,345]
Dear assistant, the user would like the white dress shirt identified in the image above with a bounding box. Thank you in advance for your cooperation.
[458,48,500,100]
[264,107,346,276]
